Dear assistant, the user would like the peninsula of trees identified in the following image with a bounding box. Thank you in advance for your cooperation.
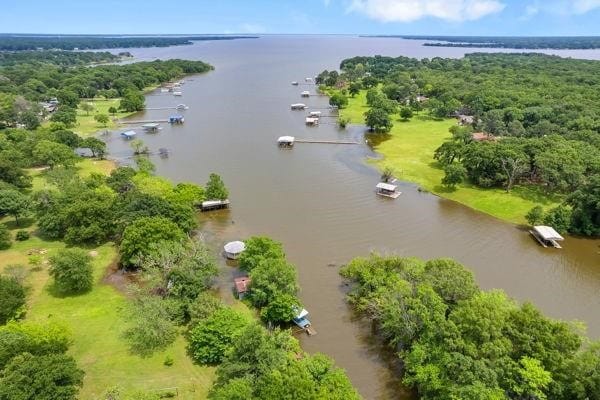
[0,34,258,51]
[318,53,600,236]
[369,35,600,49]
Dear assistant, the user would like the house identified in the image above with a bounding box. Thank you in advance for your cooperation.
[471,132,496,142]
[234,276,251,299]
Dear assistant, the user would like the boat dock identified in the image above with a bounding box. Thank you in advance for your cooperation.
[295,139,361,145]
[121,119,169,125]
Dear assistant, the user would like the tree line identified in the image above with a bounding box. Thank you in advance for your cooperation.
[341,254,600,400]
[0,35,257,51]
[0,53,213,129]
[318,53,600,236]
[370,35,600,49]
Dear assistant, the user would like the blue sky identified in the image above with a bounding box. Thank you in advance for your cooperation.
[1,0,600,36]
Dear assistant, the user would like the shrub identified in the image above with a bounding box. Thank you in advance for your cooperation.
[15,230,30,241]
[49,248,93,295]
[238,236,285,272]
[0,276,27,324]
[163,355,174,366]
[0,224,11,250]
[189,307,249,364]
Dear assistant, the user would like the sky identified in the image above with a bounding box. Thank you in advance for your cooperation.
[1,0,600,36]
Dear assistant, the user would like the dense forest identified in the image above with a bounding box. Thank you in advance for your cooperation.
[341,254,600,400]
[370,35,600,49]
[0,35,257,51]
[318,53,600,236]
[0,52,212,129]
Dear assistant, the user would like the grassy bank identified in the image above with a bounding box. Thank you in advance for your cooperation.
[74,98,132,136]
[2,159,217,399]
[341,91,562,224]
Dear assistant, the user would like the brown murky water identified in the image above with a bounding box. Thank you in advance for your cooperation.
[104,36,600,399]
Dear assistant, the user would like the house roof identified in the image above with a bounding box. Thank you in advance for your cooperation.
[376,182,397,191]
[533,226,564,241]
[278,136,295,143]
[234,277,251,293]
[224,241,245,254]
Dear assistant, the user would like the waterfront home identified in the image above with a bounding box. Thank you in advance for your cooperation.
[233,276,251,299]
[530,226,564,248]
[472,132,496,142]
[201,199,230,212]
[141,123,160,131]
[305,117,319,126]
[120,130,137,139]
[308,111,322,117]
[301,91,310,97]
[278,136,295,147]
[291,103,307,110]
[224,241,246,260]
[376,182,401,199]
[169,115,185,124]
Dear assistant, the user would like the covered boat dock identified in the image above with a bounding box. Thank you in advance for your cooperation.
[200,199,230,212]
[376,182,401,199]
[530,226,564,248]
[277,136,295,148]
[224,240,246,260]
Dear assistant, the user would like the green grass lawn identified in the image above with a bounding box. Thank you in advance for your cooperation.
[74,98,131,137]
[4,159,219,399]
[341,91,562,224]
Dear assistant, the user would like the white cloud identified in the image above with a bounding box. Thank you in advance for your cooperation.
[347,0,506,22]
[572,0,600,14]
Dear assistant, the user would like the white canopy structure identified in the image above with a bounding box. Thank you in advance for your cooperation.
[278,136,295,147]
[305,117,319,125]
[376,182,397,192]
[301,91,310,97]
[224,241,246,259]
[533,226,564,241]
[309,111,322,117]
[291,103,307,110]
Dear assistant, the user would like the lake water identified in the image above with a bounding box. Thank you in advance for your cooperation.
[104,36,600,400]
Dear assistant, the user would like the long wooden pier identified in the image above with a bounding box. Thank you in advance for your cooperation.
[120,119,169,124]
[295,139,361,145]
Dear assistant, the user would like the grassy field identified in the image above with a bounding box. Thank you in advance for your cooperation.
[3,159,218,399]
[341,91,562,224]
[74,98,131,137]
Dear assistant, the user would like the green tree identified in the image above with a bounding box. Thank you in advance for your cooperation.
[566,176,600,236]
[50,107,77,127]
[329,92,348,109]
[205,173,229,201]
[0,224,11,250]
[400,106,414,121]
[364,107,393,133]
[0,353,84,400]
[48,248,93,295]
[526,205,545,226]
[260,293,301,323]
[123,294,177,357]
[81,137,107,158]
[94,113,110,127]
[0,189,31,225]
[119,216,185,268]
[441,163,466,189]
[543,206,572,234]
[0,276,26,324]
[108,106,118,116]
[33,140,78,169]
[348,82,361,97]
[79,102,94,116]
[208,378,254,400]
[249,258,299,308]
[119,89,145,112]
[238,236,285,272]
[189,307,249,364]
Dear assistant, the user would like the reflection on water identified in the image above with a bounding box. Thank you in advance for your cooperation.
[105,36,600,400]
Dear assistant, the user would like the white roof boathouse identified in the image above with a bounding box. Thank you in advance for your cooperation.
[301,90,310,97]
[224,241,246,260]
[305,117,319,126]
[530,226,564,248]
[308,111,322,118]
[278,136,295,148]
[376,182,401,199]
[291,103,307,110]
[141,123,160,131]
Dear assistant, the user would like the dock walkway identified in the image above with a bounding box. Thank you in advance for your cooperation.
[295,139,361,145]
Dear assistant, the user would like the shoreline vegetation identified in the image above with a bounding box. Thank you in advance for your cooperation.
[338,90,562,224]
[320,53,600,235]
[0,34,259,51]
[361,35,600,50]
